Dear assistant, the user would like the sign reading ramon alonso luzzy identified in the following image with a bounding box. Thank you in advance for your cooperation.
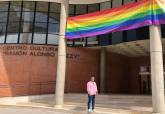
[0,45,80,59]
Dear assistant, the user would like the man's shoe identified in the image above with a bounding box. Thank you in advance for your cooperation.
[88,109,92,112]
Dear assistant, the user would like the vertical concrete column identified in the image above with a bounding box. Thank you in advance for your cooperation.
[55,0,69,108]
[100,47,106,93]
[150,25,165,114]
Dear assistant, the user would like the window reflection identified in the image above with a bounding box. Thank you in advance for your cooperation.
[99,34,110,46]
[47,34,58,44]
[23,2,35,11]
[50,3,60,13]
[161,25,165,38]
[112,32,123,44]
[19,33,32,44]
[88,4,99,13]
[0,1,60,45]
[76,5,87,15]
[36,2,48,12]
[0,23,6,43]
[0,2,8,11]
[22,12,34,22]
[48,23,59,34]
[100,1,111,10]
[20,22,32,33]
[69,5,75,16]
[34,23,47,33]
[0,12,8,22]
[49,13,60,22]
[35,12,48,22]
[9,12,21,22]
[7,22,19,33]
[124,0,135,4]
[33,34,46,44]
[10,1,22,11]
[6,34,18,43]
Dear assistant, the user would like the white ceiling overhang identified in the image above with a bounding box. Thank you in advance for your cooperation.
[0,0,111,4]
[66,0,111,4]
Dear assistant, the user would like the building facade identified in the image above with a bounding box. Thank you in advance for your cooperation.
[0,0,165,97]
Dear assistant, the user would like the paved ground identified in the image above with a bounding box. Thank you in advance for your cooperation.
[25,94,153,113]
[0,94,153,114]
[0,107,69,114]
[0,106,109,114]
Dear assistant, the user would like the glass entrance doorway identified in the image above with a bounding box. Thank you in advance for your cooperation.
[139,66,165,94]
[139,66,151,94]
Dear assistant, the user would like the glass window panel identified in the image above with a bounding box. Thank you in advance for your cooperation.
[9,12,21,22]
[0,35,5,43]
[126,30,136,41]
[7,22,19,33]
[124,0,135,4]
[69,14,75,17]
[21,22,33,33]
[161,24,165,38]
[88,4,99,13]
[0,2,9,11]
[137,26,149,40]
[87,36,97,42]
[22,12,34,22]
[10,1,22,11]
[0,12,8,22]
[99,34,110,45]
[112,32,123,44]
[35,12,48,22]
[112,0,122,7]
[48,23,59,34]
[69,5,75,15]
[0,23,6,43]
[0,23,6,33]
[100,1,111,10]
[76,5,87,15]
[23,1,35,11]
[19,33,32,43]
[47,34,59,44]
[49,13,60,23]
[67,39,73,46]
[74,38,83,42]
[50,3,60,13]
[75,40,84,46]
[34,22,47,33]
[33,34,46,44]
[6,34,18,43]
[87,36,98,46]
[36,2,48,12]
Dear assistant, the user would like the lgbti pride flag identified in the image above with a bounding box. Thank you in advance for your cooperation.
[66,0,165,39]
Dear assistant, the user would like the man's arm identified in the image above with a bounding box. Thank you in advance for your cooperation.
[95,82,98,95]
[87,82,91,95]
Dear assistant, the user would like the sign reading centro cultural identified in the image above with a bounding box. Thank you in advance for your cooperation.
[0,45,80,59]
[1,45,57,57]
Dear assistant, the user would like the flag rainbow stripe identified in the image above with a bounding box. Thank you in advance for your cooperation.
[66,0,165,39]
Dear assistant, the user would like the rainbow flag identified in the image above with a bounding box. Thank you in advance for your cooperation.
[66,0,165,39]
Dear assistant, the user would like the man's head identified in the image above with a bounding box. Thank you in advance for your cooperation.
[91,76,95,82]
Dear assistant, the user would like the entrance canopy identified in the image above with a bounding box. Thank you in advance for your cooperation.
[39,0,110,4]
[66,0,165,39]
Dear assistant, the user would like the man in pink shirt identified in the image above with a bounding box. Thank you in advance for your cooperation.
[87,76,98,112]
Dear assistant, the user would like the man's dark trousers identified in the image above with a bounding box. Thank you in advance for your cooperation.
[88,95,95,110]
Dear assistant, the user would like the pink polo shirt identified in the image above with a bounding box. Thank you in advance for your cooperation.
[87,81,98,95]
